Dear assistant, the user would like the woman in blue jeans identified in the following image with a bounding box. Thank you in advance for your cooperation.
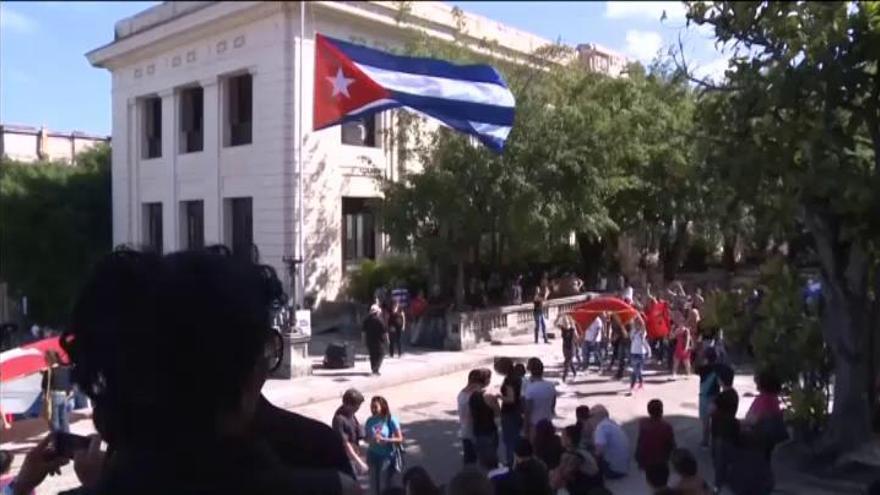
[497,359,524,466]
[628,319,651,394]
[364,395,404,495]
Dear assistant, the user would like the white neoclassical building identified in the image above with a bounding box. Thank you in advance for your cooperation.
[88,1,625,307]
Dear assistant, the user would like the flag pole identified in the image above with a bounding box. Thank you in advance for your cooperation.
[296,1,306,309]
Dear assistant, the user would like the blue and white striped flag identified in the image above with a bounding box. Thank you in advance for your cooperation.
[314,34,516,152]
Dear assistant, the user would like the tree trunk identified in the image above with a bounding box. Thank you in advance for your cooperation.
[722,230,738,272]
[805,208,874,456]
[455,258,465,309]
[576,232,604,288]
[661,219,690,281]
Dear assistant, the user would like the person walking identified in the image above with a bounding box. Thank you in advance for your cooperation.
[388,300,406,358]
[581,313,604,372]
[497,358,524,467]
[365,396,404,495]
[533,286,549,344]
[628,317,651,394]
[332,388,368,475]
[363,303,389,375]
[558,316,577,383]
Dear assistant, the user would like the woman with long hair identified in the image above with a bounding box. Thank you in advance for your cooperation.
[365,396,405,495]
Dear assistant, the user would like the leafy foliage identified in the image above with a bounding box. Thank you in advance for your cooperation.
[687,0,880,455]
[0,145,112,325]
[345,256,428,304]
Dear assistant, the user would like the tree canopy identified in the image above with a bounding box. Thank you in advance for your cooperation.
[0,145,112,326]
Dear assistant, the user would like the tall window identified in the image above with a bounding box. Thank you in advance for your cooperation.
[179,86,204,153]
[143,202,163,254]
[226,197,253,259]
[225,74,252,146]
[142,97,162,159]
[181,200,204,250]
[342,198,376,264]
[341,115,378,147]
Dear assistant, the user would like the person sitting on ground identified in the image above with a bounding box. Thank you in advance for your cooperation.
[551,425,603,494]
[509,457,553,495]
[447,466,494,495]
[0,450,15,493]
[524,358,557,439]
[332,388,368,475]
[44,248,358,495]
[645,462,670,493]
[590,405,630,479]
[670,448,710,495]
[635,399,676,470]
[490,438,534,494]
[533,419,565,471]
[575,406,593,452]
[402,466,440,495]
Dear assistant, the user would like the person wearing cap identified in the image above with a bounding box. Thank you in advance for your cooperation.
[363,302,389,375]
[332,388,367,474]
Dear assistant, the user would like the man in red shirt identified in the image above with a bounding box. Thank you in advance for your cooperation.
[635,399,676,470]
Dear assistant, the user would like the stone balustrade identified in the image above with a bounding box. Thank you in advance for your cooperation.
[442,293,596,350]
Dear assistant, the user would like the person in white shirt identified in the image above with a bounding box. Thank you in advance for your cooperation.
[580,313,605,372]
[629,316,651,394]
[523,358,556,440]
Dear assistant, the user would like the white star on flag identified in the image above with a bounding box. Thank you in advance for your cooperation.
[326,68,355,98]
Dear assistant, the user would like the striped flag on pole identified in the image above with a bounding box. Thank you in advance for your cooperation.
[313,34,516,152]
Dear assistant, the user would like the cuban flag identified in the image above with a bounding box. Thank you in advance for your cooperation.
[313,34,515,152]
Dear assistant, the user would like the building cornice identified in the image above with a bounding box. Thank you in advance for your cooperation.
[86,1,559,70]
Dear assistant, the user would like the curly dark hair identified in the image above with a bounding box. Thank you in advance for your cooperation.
[61,246,285,449]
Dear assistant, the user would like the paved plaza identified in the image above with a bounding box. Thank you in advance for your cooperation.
[0,333,852,494]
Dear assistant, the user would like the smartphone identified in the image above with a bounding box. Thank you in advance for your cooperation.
[52,432,91,459]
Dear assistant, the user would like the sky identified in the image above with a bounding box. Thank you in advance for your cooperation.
[0,1,727,136]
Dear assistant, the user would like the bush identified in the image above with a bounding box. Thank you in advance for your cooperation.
[346,256,428,303]
[748,258,832,442]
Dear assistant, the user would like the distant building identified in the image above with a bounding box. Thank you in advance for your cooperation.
[0,124,109,165]
[577,43,629,77]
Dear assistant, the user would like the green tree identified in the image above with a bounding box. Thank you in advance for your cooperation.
[0,144,112,325]
[686,1,880,457]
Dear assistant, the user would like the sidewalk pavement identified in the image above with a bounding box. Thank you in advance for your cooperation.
[262,331,552,409]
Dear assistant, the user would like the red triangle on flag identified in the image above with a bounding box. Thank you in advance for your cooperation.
[313,34,390,130]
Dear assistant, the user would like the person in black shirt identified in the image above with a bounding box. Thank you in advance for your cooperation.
[470,370,501,470]
[497,358,524,467]
[332,388,367,475]
[41,350,73,433]
[363,303,389,375]
[533,286,549,344]
[387,301,406,358]
[557,317,577,382]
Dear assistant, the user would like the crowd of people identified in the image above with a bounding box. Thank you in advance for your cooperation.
[0,249,797,495]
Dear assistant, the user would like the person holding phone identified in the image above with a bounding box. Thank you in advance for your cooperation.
[364,396,404,495]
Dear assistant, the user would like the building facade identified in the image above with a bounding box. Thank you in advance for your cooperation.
[88,1,625,306]
[0,124,108,165]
